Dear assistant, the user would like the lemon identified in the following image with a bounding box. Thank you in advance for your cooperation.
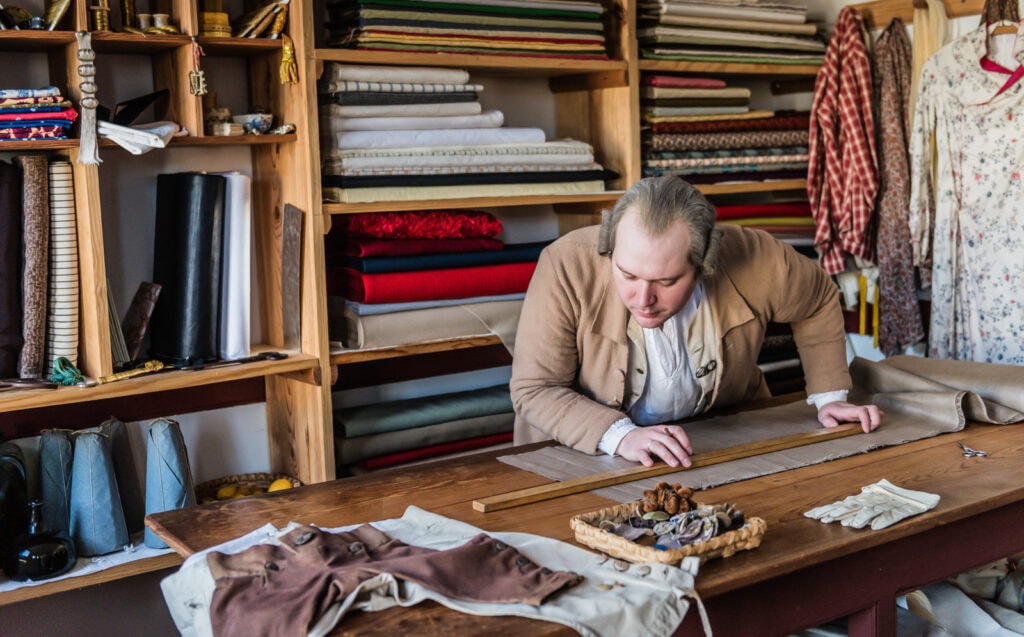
[215,484,238,500]
[268,478,293,492]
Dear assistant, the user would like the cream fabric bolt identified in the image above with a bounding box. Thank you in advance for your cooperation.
[214,172,252,361]
[804,479,940,530]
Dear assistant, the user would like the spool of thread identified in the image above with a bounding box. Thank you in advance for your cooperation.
[199,11,231,37]
[136,12,151,29]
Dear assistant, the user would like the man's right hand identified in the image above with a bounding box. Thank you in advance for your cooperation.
[616,425,693,468]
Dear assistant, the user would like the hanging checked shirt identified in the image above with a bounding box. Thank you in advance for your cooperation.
[807,6,878,275]
[908,23,1024,364]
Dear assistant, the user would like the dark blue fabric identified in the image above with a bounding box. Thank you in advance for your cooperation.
[338,240,549,273]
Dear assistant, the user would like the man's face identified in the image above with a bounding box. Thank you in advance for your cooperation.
[610,207,700,329]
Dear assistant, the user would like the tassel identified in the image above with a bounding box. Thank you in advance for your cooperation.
[75,31,101,165]
[280,33,298,84]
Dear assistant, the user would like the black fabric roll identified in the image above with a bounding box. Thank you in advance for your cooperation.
[148,172,226,366]
[0,160,22,378]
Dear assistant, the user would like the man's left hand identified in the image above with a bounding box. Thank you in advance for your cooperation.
[817,401,882,433]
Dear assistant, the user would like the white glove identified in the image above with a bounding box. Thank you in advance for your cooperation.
[804,479,940,530]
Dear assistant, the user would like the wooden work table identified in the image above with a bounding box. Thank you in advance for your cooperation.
[147,421,1024,636]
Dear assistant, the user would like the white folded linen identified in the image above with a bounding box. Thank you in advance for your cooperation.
[327,127,546,150]
[324,63,470,84]
[97,120,182,155]
[323,102,483,119]
[321,110,504,132]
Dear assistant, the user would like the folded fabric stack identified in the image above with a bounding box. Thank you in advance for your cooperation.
[715,201,815,254]
[0,86,78,141]
[319,63,614,203]
[326,209,541,349]
[323,0,608,60]
[641,75,810,187]
[334,383,515,471]
[637,0,824,65]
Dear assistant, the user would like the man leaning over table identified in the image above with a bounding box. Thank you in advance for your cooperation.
[510,176,882,468]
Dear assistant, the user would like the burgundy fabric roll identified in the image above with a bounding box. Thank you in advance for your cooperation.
[337,209,502,239]
[0,160,21,378]
[357,432,513,471]
[329,261,536,304]
[649,111,811,134]
[714,202,812,221]
[16,155,48,378]
[642,74,727,88]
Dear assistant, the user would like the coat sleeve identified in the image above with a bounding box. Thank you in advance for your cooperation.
[509,242,628,454]
[724,227,852,397]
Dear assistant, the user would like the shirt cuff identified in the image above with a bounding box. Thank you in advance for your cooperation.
[598,417,638,456]
[806,390,849,410]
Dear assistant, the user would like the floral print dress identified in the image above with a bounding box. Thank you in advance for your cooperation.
[909,24,1024,364]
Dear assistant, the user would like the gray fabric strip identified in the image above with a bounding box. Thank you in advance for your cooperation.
[500,356,1024,502]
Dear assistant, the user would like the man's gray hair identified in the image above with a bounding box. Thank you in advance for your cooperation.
[598,176,723,276]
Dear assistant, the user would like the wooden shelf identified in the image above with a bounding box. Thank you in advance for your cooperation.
[330,335,504,365]
[197,37,282,56]
[0,350,317,413]
[0,552,181,606]
[696,179,808,196]
[638,59,821,76]
[324,191,624,215]
[315,48,627,78]
[0,30,75,52]
[89,32,193,53]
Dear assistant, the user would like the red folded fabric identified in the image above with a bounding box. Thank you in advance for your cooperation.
[356,432,513,471]
[331,237,505,258]
[649,112,811,134]
[714,202,812,221]
[643,75,727,89]
[329,261,537,303]
[338,210,503,239]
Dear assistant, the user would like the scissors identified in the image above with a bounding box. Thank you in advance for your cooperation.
[0,378,59,391]
[957,442,988,458]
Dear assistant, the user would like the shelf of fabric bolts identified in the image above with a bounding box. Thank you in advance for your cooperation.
[329,334,506,366]
[0,349,317,413]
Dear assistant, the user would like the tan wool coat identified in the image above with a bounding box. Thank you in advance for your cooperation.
[510,224,851,454]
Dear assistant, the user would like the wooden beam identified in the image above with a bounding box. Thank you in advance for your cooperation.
[850,0,986,31]
[473,424,861,512]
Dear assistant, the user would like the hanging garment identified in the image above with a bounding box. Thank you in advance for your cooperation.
[908,24,1024,364]
[872,18,926,356]
[807,6,878,274]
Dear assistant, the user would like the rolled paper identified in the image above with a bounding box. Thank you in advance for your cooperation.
[215,172,251,361]
[38,429,74,540]
[144,418,196,548]
[69,430,130,556]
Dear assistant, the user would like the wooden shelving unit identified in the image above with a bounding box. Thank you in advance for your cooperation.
[0,0,332,605]
[1,0,826,606]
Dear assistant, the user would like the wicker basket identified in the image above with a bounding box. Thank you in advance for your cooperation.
[195,472,302,504]
[571,500,767,565]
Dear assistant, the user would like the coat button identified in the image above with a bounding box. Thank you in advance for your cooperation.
[494,541,506,551]
[517,557,529,567]
[294,531,315,546]
[264,561,279,571]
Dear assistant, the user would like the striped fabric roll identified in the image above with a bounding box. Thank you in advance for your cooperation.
[46,160,79,374]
